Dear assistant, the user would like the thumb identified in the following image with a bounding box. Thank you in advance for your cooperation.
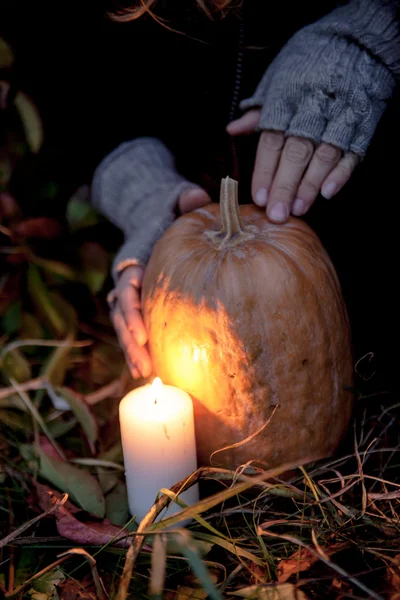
[226,109,261,136]
[179,187,212,214]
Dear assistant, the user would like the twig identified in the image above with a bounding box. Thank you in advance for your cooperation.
[0,493,68,549]
[0,338,91,360]
[0,377,46,400]
[5,547,104,599]
[85,379,122,405]
[9,537,69,545]
[58,548,105,600]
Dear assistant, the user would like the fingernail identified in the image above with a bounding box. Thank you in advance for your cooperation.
[255,188,268,207]
[269,203,288,223]
[321,182,337,199]
[292,198,306,216]
[130,364,140,379]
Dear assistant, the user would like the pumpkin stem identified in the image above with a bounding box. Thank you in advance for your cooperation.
[206,176,255,248]
[220,176,243,237]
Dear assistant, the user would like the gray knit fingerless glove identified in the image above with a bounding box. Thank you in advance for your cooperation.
[91,137,199,282]
[240,0,400,155]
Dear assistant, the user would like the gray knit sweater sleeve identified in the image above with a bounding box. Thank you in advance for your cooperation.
[240,0,400,155]
[91,137,199,282]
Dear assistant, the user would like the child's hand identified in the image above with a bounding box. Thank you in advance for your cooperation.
[227,109,359,223]
[108,187,211,379]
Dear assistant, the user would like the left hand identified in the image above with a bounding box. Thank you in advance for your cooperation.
[227,109,360,223]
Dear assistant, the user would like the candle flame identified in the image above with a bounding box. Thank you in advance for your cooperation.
[152,377,163,402]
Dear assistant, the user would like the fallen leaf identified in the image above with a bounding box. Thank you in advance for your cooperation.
[55,387,98,453]
[105,481,129,526]
[34,481,81,514]
[37,445,105,517]
[28,568,65,600]
[229,583,308,600]
[277,543,349,583]
[387,554,400,596]
[59,577,96,600]
[176,587,208,600]
[55,500,129,548]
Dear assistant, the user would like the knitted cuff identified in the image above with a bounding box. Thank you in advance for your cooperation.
[90,137,199,283]
[240,0,399,155]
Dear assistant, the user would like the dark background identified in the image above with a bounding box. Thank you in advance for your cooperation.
[1,1,399,391]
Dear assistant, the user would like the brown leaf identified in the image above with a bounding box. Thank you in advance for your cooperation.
[14,217,62,240]
[387,555,400,596]
[0,191,20,220]
[55,506,130,548]
[59,576,96,600]
[37,489,130,548]
[277,543,349,583]
[34,481,81,514]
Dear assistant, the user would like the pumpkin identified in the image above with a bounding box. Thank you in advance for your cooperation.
[142,177,353,469]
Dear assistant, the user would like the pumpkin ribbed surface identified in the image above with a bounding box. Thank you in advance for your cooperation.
[142,178,353,469]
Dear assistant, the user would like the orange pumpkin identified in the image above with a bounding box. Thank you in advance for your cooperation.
[142,177,353,469]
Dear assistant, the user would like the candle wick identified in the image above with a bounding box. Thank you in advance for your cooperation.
[154,398,157,405]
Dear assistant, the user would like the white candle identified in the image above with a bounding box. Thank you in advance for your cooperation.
[119,377,199,524]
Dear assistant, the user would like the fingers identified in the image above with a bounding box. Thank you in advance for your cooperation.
[252,131,360,222]
[179,187,212,214]
[226,109,261,136]
[252,131,285,209]
[293,144,342,215]
[111,304,152,379]
[109,265,152,380]
[267,136,314,222]
[118,283,147,347]
[321,152,360,200]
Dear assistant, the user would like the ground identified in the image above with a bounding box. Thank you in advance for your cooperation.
[1,36,400,600]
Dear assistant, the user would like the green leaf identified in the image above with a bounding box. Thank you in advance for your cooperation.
[0,408,26,430]
[105,480,130,526]
[79,241,109,294]
[66,188,99,231]
[0,394,28,411]
[29,568,65,599]
[32,255,80,282]
[45,413,77,438]
[20,313,44,340]
[2,348,32,382]
[0,37,14,68]
[27,264,68,338]
[2,301,21,335]
[56,387,98,453]
[15,549,45,587]
[37,446,105,517]
[14,91,43,153]
[229,584,308,600]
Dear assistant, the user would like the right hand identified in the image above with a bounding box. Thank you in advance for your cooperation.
[109,187,211,379]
